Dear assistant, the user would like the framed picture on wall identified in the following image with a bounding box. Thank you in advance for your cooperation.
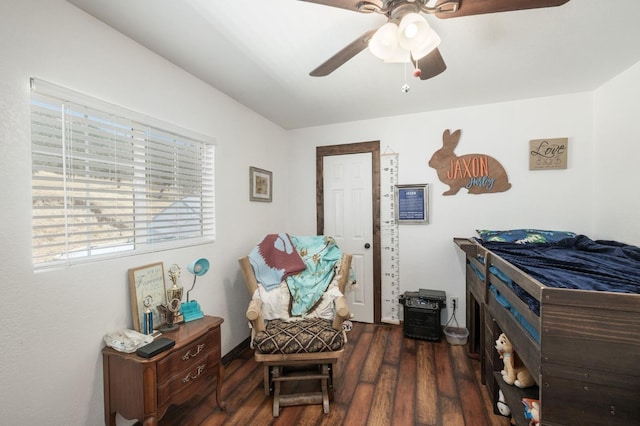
[250,166,272,202]
[395,184,429,224]
[529,137,568,170]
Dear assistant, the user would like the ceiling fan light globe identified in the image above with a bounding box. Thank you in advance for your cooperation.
[404,23,419,39]
[399,13,436,52]
[369,22,401,60]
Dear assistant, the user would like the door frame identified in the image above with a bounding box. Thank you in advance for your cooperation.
[316,141,381,323]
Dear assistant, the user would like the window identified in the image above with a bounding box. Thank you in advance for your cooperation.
[30,78,215,270]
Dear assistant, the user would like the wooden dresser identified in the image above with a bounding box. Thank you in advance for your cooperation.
[102,315,225,426]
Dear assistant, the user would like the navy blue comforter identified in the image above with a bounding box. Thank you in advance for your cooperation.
[482,235,640,295]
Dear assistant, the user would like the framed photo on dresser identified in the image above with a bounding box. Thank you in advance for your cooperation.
[128,262,167,332]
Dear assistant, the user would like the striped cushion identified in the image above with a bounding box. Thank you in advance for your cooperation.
[254,318,344,354]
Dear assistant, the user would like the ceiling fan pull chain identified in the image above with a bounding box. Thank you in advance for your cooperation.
[401,63,410,93]
[413,58,422,78]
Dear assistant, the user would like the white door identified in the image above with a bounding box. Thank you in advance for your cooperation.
[323,153,374,323]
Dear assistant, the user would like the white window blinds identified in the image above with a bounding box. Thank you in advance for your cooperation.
[30,78,215,270]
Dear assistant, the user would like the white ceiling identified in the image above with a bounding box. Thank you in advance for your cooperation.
[66,0,640,130]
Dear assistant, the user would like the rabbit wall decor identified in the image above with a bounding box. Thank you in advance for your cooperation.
[428,129,512,195]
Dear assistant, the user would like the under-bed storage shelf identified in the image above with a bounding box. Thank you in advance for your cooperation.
[493,372,539,426]
[455,237,640,426]
[485,289,540,381]
[484,304,540,426]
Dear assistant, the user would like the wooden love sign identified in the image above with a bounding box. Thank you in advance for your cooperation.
[428,129,511,195]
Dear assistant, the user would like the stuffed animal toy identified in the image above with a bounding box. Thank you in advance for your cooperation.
[522,398,540,425]
[496,389,511,417]
[495,333,535,388]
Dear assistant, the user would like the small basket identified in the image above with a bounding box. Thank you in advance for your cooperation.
[443,307,469,345]
[443,326,469,345]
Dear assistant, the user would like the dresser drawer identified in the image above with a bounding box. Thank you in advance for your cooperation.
[157,351,219,406]
[157,327,220,384]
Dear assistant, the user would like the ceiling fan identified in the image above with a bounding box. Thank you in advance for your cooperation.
[302,0,570,80]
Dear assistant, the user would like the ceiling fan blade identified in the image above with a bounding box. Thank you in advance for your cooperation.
[310,29,377,77]
[414,48,447,80]
[298,0,383,13]
[435,0,570,19]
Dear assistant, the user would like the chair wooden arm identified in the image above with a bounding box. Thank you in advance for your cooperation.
[247,298,266,332]
[239,256,259,295]
[332,296,350,331]
[332,253,352,331]
[239,256,266,332]
[335,254,352,294]
[247,298,262,321]
[334,296,349,319]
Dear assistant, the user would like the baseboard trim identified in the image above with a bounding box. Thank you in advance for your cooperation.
[222,336,251,366]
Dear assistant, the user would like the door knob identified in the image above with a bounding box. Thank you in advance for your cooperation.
[364,243,371,249]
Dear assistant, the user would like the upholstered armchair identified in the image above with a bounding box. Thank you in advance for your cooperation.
[238,234,352,416]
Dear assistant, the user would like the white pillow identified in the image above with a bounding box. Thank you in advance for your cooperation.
[255,281,290,320]
[254,279,343,321]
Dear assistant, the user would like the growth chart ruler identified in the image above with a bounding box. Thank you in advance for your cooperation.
[380,152,400,324]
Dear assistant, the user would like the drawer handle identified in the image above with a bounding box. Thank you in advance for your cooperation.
[181,344,205,360]
[182,364,206,383]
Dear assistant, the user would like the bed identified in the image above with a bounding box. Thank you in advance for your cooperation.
[454,231,640,426]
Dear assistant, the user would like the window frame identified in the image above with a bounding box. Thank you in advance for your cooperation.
[30,78,216,271]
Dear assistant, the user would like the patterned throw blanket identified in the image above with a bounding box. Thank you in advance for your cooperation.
[248,233,306,291]
[248,234,343,316]
[286,235,342,316]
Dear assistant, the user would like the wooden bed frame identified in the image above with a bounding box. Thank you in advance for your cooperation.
[454,237,640,426]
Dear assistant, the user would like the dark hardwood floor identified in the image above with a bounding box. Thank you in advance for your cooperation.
[157,322,511,426]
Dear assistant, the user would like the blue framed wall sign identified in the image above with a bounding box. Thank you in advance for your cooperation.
[395,184,429,224]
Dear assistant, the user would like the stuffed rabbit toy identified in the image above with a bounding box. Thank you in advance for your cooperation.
[428,129,511,195]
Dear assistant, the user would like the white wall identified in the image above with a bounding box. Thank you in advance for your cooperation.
[593,61,640,246]
[0,1,289,425]
[288,93,596,321]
